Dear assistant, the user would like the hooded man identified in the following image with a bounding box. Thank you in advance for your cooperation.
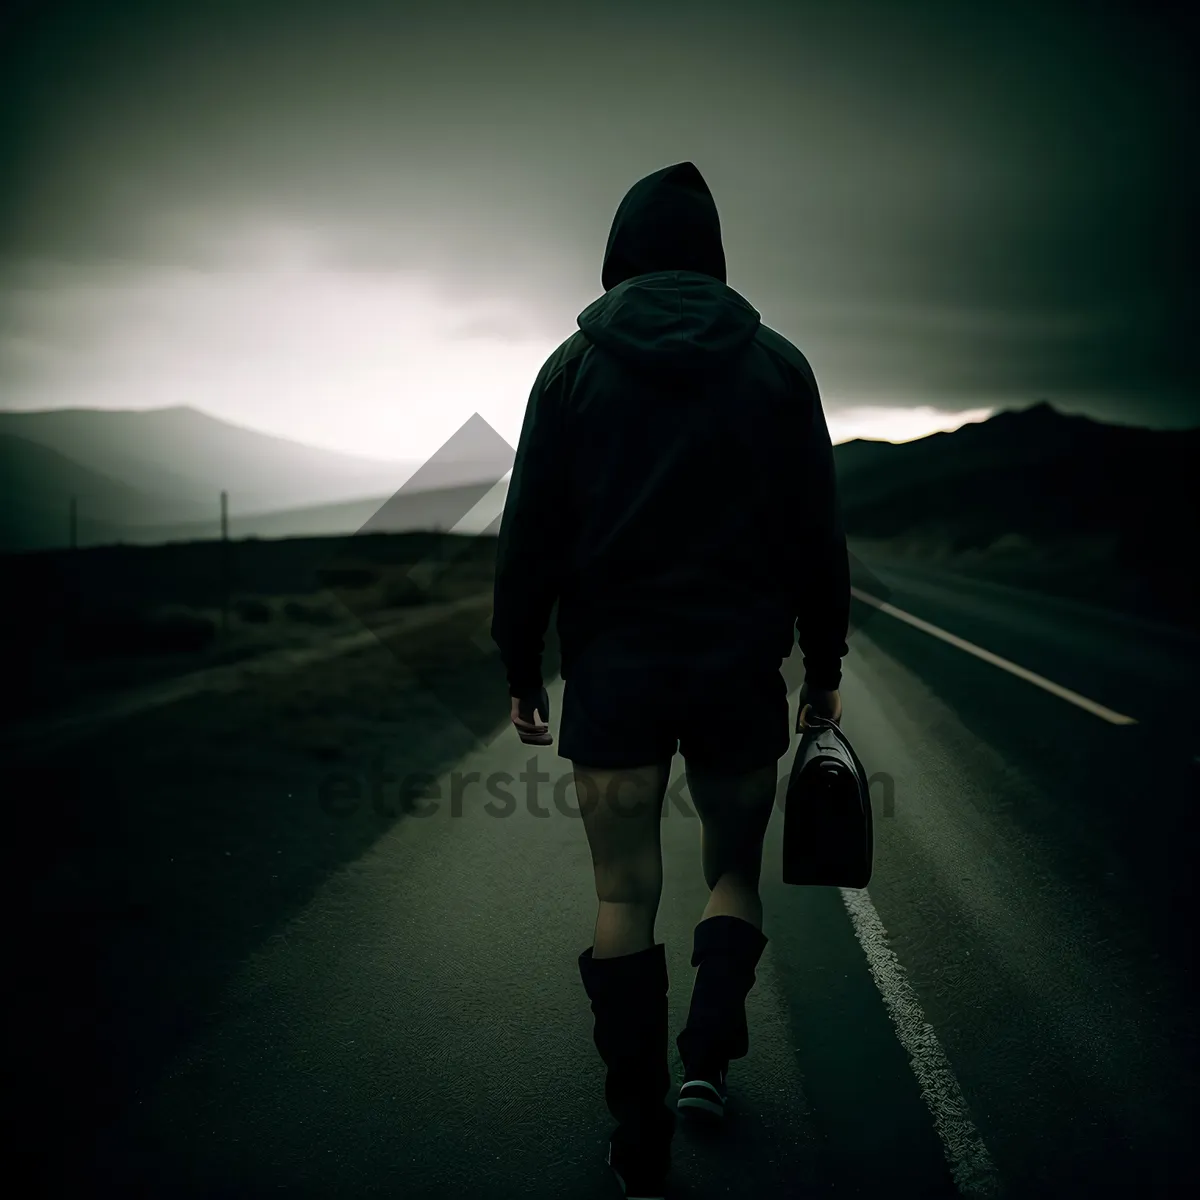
[491,161,850,1199]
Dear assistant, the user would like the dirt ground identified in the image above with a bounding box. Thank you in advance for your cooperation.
[9,590,563,1183]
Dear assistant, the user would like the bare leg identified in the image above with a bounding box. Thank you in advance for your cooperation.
[574,761,672,959]
[684,760,778,931]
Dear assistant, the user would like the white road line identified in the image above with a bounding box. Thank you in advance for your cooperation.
[851,587,1137,726]
[841,888,1004,1198]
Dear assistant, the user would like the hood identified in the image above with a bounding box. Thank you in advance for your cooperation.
[600,161,727,292]
[578,162,761,371]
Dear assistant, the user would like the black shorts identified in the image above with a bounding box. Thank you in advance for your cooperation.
[558,660,792,772]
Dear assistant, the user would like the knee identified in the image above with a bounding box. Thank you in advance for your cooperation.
[594,856,662,906]
[704,860,761,893]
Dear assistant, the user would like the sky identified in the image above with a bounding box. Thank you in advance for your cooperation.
[1,0,1196,463]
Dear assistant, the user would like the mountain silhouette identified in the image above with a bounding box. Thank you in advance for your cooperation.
[834,401,1199,552]
[833,401,1200,624]
[0,406,417,516]
[0,406,520,549]
[0,433,208,551]
[3,401,1196,622]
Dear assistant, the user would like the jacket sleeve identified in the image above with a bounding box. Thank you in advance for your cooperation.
[491,354,568,697]
[793,367,851,690]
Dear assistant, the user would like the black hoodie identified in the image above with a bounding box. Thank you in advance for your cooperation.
[491,161,850,697]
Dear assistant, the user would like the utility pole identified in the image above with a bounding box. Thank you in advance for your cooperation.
[220,490,229,635]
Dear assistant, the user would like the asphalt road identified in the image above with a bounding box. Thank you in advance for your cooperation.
[17,555,1199,1198]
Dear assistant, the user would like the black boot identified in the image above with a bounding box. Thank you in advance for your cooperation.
[675,915,769,1124]
[578,943,676,1199]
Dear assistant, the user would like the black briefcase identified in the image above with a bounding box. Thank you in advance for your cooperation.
[782,712,873,888]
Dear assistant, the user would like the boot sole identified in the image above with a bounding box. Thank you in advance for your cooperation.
[677,1079,726,1124]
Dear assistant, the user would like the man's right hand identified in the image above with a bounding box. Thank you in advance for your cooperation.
[797,681,842,730]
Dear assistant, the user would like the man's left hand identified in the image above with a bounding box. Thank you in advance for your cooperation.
[510,686,553,745]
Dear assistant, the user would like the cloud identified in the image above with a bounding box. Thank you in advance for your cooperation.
[826,405,997,445]
[2,0,1195,434]
[446,312,547,343]
[0,250,555,459]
